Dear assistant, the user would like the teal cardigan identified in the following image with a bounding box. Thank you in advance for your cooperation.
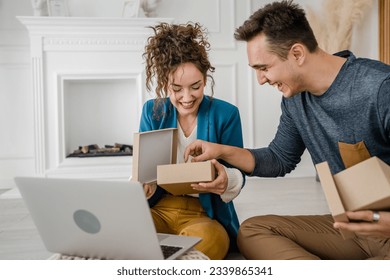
[139,96,245,251]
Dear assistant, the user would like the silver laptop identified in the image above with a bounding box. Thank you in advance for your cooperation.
[14,176,201,260]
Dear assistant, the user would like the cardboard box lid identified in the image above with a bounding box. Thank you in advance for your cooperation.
[157,161,215,195]
[333,156,390,211]
[315,161,354,239]
[131,128,177,183]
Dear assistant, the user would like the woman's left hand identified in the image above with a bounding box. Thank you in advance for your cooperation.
[190,159,228,195]
[334,210,390,238]
[143,182,157,199]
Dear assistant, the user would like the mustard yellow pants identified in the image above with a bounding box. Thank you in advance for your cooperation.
[151,194,230,260]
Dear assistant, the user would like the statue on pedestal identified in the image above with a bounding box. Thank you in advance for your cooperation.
[31,0,49,16]
[123,0,161,18]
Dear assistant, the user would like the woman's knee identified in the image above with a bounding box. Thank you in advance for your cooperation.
[179,218,230,260]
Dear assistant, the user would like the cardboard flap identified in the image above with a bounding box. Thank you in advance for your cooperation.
[333,156,390,211]
[316,161,346,216]
[131,128,177,183]
[315,161,354,239]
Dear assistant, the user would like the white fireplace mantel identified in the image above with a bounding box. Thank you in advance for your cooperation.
[19,16,173,179]
[18,16,173,51]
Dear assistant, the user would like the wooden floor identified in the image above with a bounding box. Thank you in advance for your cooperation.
[0,176,330,260]
[0,193,52,260]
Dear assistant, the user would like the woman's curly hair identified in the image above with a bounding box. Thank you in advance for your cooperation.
[143,22,215,116]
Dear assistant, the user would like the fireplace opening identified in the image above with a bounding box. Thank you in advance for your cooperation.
[67,143,133,157]
[62,78,140,160]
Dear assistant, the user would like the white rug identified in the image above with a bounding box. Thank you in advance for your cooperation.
[49,248,209,260]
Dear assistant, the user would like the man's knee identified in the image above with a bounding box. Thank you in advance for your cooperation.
[239,215,277,237]
[237,215,279,259]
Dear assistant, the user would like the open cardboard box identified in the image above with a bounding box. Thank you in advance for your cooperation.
[316,156,390,239]
[131,128,215,195]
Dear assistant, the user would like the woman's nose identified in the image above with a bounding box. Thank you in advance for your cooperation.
[181,88,192,99]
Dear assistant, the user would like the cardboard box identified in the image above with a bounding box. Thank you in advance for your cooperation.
[316,156,390,239]
[132,128,178,184]
[157,161,216,195]
[132,128,215,195]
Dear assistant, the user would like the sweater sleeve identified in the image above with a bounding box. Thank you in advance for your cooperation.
[217,105,246,187]
[249,99,305,177]
[219,106,244,147]
[220,166,243,202]
[377,78,390,140]
[139,101,154,132]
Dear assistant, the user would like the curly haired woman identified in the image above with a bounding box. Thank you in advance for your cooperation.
[139,22,245,259]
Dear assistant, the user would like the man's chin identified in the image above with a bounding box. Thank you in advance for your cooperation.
[281,90,298,98]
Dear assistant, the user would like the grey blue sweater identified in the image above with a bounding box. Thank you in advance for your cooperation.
[249,51,390,176]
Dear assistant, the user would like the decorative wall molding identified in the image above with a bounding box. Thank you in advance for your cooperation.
[17,16,173,33]
[155,0,236,50]
[379,0,390,64]
[213,63,238,104]
[18,16,173,53]
[31,56,45,175]
[43,38,147,51]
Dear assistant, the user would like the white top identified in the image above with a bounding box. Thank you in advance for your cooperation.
[177,121,242,202]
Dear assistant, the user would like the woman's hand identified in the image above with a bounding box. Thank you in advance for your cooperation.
[190,159,228,195]
[334,210,390,238]
[143,182,157,199]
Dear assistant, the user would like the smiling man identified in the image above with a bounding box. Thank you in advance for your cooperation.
[184,0,390,259]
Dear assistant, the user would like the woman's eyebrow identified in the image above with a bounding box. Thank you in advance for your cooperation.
[190,80,202,86]
[171,80,202,87]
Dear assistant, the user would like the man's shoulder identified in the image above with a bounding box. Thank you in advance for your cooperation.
[347,54,390,76]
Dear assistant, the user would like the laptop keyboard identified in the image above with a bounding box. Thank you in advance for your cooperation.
[161,245,183,259]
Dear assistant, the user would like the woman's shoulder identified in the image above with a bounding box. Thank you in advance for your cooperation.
[143,98,171,112]
[205,96,239,111]
[143,98,154,109]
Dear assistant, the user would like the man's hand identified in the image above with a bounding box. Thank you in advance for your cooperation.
[190,159,228,195]
[334,210,390,238]
[184,140,222,162]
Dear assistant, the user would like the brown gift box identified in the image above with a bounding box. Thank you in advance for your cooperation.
[132,128,215,195]
[157,161,215,195]
[316,156,390,239]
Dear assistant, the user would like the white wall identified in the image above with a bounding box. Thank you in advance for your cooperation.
[0,0,379,188]
[0,0,35,188]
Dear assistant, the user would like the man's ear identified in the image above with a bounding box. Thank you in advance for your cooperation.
[290,43,306,65]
